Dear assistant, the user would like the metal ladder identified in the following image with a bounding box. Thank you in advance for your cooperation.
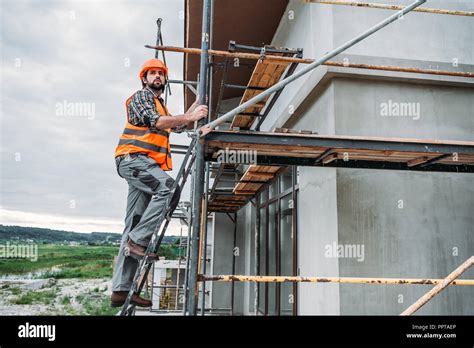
[120,136,197,316]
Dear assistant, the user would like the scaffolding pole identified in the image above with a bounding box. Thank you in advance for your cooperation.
[200,18,214,313]
[198,274,474,286]
[291,166,298,315]
[254,193,260,315]
[186,0,211,316]
[200,0,427,132]
[305,0,474,17]
[147,45,474,79]
[154,18,172,102]
[230,213,237,315]
[401,256,474,316]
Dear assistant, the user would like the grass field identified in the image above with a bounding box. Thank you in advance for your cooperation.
[0,245,119,278]
[0,243,177,315]
[0,243,179,279]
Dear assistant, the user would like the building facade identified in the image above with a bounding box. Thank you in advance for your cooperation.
[191,0,474,315]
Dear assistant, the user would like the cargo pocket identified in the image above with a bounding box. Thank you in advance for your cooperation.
[136,169,161,191]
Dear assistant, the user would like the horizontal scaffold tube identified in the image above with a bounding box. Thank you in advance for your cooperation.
[146,45,474,79]
[306,0,474,17]
[401,256,474,315]
[198,274,474,286]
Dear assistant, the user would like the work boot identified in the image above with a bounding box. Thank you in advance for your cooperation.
[124,239,158,261]
[111,291,152,308]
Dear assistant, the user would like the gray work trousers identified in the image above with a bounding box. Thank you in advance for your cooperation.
[112,153,180,292]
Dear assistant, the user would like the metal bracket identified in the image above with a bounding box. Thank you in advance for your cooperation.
[156,18,172,98]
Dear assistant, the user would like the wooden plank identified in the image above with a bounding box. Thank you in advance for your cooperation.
[299,130,316,134]
[208,145,474,167]
[207,129,474,212]
[244,165,280,174]
[233,191,257,196]
[212,195,248,201]
[211,130,474,147]
[322,153,339,164]
[234,185,263,193]
[207,140,473,159]
[209,199,242,204]
[231,50,293,129]
[207,143,456,158]
[242,172,275,179]
[407,156,431,167]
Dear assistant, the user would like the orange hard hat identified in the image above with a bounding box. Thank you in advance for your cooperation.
[139,58,168,80]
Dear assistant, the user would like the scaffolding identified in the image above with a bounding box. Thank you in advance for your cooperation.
[121,0,474,316]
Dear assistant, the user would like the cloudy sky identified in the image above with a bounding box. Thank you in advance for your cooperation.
[0,0,192,234]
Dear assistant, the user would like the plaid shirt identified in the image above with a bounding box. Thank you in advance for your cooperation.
[127,86,186,133]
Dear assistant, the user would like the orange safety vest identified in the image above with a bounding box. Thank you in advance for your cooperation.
[115,95,173,171]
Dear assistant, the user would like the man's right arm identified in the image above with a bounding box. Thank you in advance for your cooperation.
[129,89,208,130]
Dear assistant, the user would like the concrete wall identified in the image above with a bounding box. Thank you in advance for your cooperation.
[298,167,341,315]
[209,203,253,315]
[337,169,474,315]
[232,207,247,315]
[202,215,214,311]
[209,0,474,315]
[262,0,474,131]
[267,0,474,315]
[210,212,234,313]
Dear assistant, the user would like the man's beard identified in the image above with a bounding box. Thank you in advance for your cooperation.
[148,80,165,93]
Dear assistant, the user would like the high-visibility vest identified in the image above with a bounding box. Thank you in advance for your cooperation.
[115,95,172,171]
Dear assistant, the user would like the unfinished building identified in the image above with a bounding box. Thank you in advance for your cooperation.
[121,0,474,316]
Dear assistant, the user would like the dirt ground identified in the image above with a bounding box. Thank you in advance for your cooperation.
[0,278,113,315]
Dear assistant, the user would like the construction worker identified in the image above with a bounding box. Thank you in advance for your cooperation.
[111,58,208,308]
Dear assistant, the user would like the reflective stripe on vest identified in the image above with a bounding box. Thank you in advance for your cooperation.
[117,138,168,153]
[122,128,169,137]
[115,94,173,171]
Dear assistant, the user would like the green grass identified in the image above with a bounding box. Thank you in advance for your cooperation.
[1,243,176,315]
[60,295,71,305]
[5,288,117,315]
[9,287,22,295]
[0,245,118,278]
[1,243,180,279]
[11,289,58,305]
[75,291,119,316]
